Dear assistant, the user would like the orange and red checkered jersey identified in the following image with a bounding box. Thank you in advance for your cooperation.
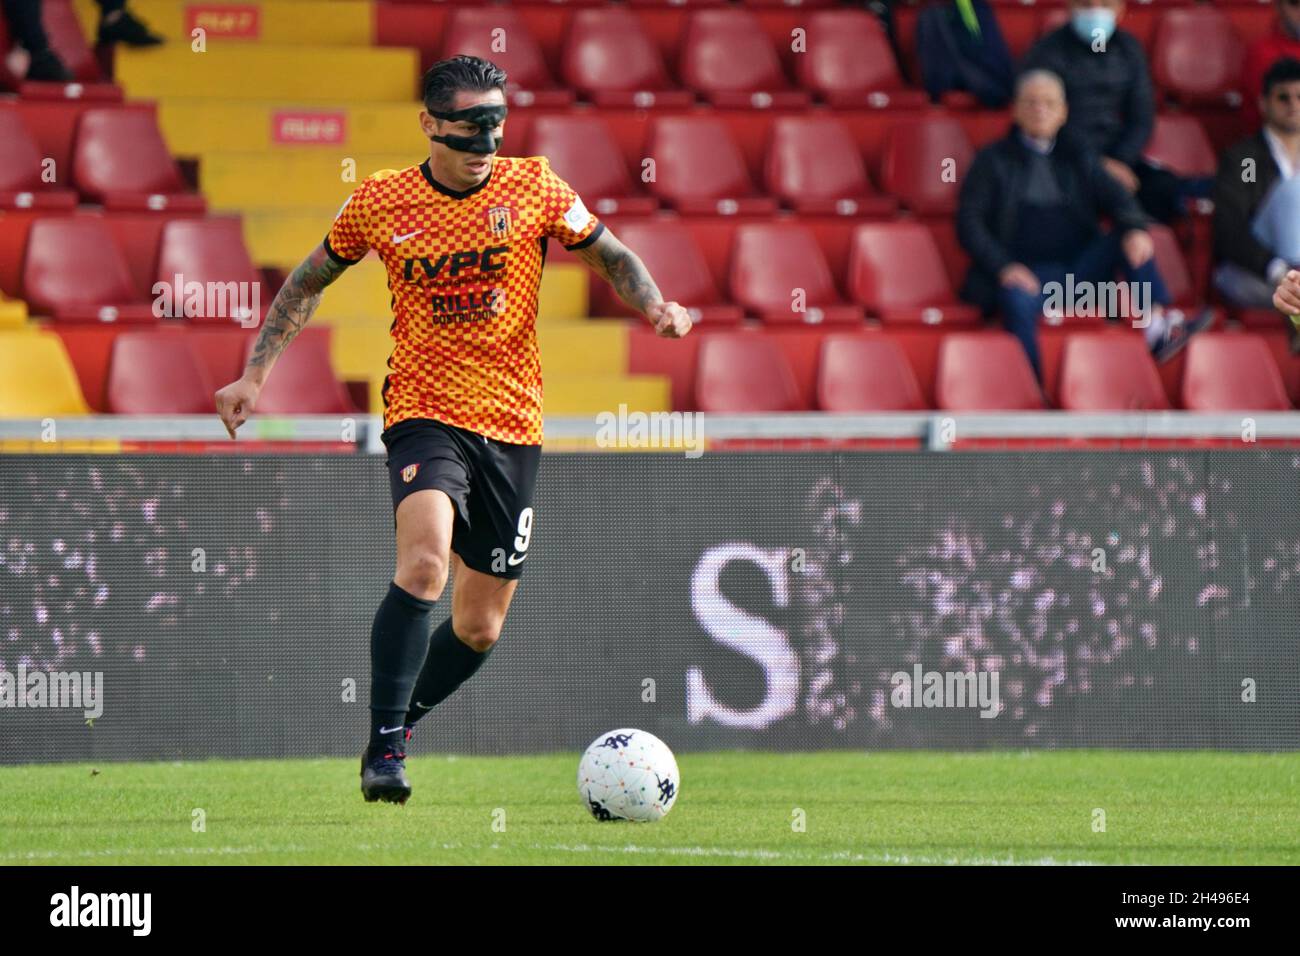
[323,155,604,444]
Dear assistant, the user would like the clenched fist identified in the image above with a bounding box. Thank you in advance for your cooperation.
[214,375,262,439]
[1273,269,1300,318]
[646,301,693,339]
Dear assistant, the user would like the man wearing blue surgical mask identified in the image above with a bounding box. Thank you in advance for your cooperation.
[1022,0,1167,217]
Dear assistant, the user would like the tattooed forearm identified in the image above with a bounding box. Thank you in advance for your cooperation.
[244,243,350,379]
[575,230,662,315]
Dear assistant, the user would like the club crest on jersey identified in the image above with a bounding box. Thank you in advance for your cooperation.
[401,464,419,483]
[486,206,514,237]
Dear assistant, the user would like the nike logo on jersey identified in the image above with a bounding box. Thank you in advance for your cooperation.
[378,725,406,734]
[507,553,527,566]
[392,229,425,244]
[413,701,433,710]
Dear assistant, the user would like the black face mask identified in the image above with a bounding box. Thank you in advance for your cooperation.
[427,103,508,154]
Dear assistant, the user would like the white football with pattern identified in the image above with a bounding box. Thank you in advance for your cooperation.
[577,728,680,822]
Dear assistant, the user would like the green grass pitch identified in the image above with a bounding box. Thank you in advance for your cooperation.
[1,751,1296,865]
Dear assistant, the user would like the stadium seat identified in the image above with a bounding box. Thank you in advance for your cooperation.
[1181,334,1291,410]
[678,9,809,108]
[1151,8,1244,105]
[22,217,156,323]
[878,116,974,215]
[694,333,805,412]
[1057,333,1171,410]
[730,223,862,325]
[72,108,205,211]
[0,108,77,209]
[765,115,897,217]
[106,331,215,413]
[599,220,742,325]
[0,330,90,415]
[248,327,355,414]
[155,218,263,325]
[936,332,1046,410]
[561,9,694,107]
[1142,114,1216,179]
[816,334,925,411]
[524,116,656,215]
[797,10,928,109]
[442,8,573,108]
[1148,224,1197,308]
[848,222,981,326]
[644,117,778,215]
[37,0,102,83]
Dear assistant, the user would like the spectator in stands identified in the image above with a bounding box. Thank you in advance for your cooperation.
[1021,0,1190,223]
[957,70,1208,380]
[1,0,161,82]
[1215,58,1300,338]
[915,0,1014,108]
[1242,0,1300,130]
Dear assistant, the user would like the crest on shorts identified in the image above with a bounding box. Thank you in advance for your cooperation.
[486,205,514,237]
[401,463,419,483]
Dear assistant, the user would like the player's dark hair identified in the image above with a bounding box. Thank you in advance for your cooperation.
[1263,57,1300,97]
[422,55,508,114]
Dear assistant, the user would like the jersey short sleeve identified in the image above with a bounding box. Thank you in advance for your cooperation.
[324,179,373,265]
[538,157,604,251]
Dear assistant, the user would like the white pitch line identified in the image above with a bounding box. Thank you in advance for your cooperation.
[0,840,1098,866]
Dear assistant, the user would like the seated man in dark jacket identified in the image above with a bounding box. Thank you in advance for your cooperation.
[1214,56,1300,323]
[957,69,1208,379]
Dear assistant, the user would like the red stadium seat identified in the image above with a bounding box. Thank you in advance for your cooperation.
[107,331,215,413]
[72,108,205,211]
[848,222,981,326]
[765,115,897,216]
[936,332,1046,410]
[816,334,925,411]
[22,217,155,323]
[524,115,656,215]
[1142,114,1216,179]
[1148,223,1196,308]
[694,332,805,412]
[247,327,355,414]
[561,9,694,107]
[678,9,809,109]
[1057,333,1171,410]
[797,10,928,109]
[442,8,573,107]
[39,0,101,83]
[1151,8,1244,105]
[155,217,263,325]
[878,116,974,215]
[730,223,862,325]
[0,108,77,209]
[644,117,778,215]
[1181,334,1291,410]
[602,220,742,325]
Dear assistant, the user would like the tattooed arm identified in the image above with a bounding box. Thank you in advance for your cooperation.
[214,243,352,438]
[572,228,692,338]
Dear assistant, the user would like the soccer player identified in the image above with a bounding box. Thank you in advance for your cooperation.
[214,56,692,804]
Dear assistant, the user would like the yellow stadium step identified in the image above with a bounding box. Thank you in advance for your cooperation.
[538,321,625,375]
[115,45,418,103]
[201,154,417,211]
[158,100,422,158]
[0,330,91,416]
[74,0,373,47]
[0,296,28,327]
[543,374,670,416]
[537,262,587,321]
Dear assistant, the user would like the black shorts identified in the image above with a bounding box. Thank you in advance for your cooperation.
[382,418,541,580]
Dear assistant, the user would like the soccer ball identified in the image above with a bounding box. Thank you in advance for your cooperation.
[577,728,679,822]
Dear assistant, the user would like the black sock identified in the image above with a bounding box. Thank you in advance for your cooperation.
[404,617,493,727]
[369,581,435,750]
